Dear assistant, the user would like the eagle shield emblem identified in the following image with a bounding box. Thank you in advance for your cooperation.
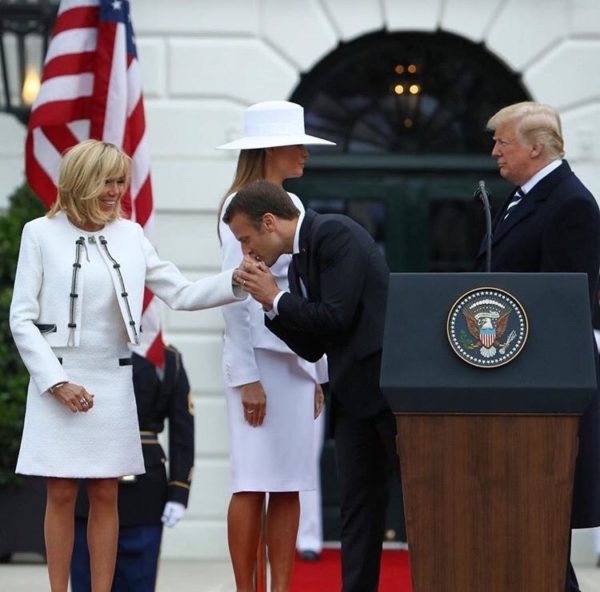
[447,288,528,368]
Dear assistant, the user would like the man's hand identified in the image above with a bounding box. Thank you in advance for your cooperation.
[240,381,267,427]
[238,255,280,310]
[161,501,186,528]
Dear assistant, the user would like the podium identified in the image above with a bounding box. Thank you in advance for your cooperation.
[380,273,597,592]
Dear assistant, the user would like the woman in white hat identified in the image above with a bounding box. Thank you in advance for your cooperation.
[217,101,333,591]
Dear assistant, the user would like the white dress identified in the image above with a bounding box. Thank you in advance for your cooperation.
[220,192,327,493]
[16,233,144,478]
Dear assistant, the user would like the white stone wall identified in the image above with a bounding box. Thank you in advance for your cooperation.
[1,0,600,562]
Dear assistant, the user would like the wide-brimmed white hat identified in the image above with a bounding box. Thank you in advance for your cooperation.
[217,100,335,150]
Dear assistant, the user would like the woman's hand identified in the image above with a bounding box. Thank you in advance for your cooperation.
[232,266,246,291]
[50,382,94,413]
[314,383,324,419]
[240,381,267,427]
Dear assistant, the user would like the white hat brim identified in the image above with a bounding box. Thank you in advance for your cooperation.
[217,133,335,150]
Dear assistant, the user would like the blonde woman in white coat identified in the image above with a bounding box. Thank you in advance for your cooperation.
[217,101,333,592]
[10,140,245,592]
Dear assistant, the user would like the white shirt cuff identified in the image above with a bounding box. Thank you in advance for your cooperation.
[265,291,286,318]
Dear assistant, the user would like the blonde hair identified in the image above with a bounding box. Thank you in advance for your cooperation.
[217,148,266,243]
[487,101,565,159]
[48,139,131,226]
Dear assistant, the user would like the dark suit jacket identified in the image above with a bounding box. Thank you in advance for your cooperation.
[266,209,390,418]
[476,160,600,528]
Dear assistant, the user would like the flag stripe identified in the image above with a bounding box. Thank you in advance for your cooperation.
[127,99,145,159]
[52,6,99,37]
[29,96,93,128]
[102,25,128,145]
[134,176,153,228]
[42,52,96,82]
[58,0,99,15]
[89,20,115,139]
[125,58,141,117]
[145,334,165,366]
[45,28,97,64]
[34,73,94,110]
[43,125,80,157]
[32,128,63,185]
[26,133,58,208]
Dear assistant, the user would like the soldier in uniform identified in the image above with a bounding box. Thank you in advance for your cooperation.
[70,343,194,591]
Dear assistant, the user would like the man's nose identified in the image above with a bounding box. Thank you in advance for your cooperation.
[491,142,501,157]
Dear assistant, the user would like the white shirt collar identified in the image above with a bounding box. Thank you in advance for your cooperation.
[521,159,562,194]
[293,210,305,255]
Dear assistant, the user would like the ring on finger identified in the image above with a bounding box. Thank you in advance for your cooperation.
[80,398,88,406]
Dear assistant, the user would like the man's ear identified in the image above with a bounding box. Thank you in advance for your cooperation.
[262,212,276,231]
[530,143,543,159]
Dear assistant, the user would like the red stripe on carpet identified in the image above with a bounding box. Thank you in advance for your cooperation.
[290,549,412,591]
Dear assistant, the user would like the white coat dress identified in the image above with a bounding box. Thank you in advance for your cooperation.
[220,192,327,493]
[11,212,244,478]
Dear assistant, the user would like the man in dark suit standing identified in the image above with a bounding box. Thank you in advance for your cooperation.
[224,180,396,592]
[476,101,600,592]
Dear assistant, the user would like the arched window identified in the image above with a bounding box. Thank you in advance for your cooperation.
[291,30,530,155]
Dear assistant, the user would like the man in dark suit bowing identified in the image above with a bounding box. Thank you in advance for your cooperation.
[224,180,396,592]
[477,101,600,592]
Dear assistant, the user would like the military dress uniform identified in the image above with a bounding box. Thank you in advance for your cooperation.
[71,344,194,592]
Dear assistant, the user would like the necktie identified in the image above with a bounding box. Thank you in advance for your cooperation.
[503,188,524,220]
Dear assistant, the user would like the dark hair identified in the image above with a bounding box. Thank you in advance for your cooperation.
[222,180,300,228]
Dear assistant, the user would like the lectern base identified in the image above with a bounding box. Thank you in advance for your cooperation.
[396,415,579,592]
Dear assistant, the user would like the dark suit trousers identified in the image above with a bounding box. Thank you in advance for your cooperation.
[333,403,398,592]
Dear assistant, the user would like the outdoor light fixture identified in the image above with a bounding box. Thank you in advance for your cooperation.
[0,0,58,124]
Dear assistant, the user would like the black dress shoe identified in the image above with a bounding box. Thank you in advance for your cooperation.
[299,550,320,562]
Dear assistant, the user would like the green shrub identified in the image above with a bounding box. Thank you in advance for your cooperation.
[0,183,47,486]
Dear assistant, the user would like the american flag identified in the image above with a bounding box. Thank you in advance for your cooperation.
[25,0,164,367]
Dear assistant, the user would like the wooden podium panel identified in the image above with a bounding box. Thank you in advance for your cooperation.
[396,415,579,592]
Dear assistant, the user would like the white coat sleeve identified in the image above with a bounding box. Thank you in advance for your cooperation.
[219,206,261,387]
[142,228,245,310]
[9,223,69,394]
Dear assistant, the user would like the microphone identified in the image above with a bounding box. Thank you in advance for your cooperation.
[474,180,492,273]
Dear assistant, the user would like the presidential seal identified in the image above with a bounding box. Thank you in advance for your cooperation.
[447,287,528,368]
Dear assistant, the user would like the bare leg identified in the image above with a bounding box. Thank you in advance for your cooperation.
[45,477,79,592]
[228,491,265,592]
[267,492,300,592]
[86,478,119,592]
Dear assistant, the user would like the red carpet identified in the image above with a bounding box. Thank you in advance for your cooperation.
[290,549,412,591]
